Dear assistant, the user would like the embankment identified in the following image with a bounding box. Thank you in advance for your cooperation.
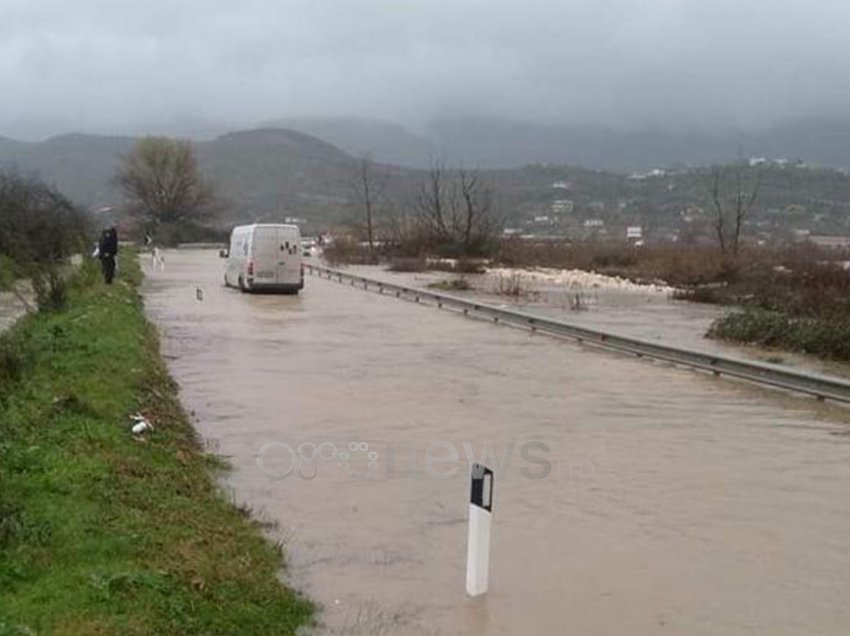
[0,255,312,635]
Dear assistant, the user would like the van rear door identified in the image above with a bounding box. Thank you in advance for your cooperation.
[275,227,301,286]
[251,227,279,283]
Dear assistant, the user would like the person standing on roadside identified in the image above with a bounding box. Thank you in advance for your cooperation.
[97,226,119,284]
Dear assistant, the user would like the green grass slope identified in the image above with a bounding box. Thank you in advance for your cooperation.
[0,256,312,635]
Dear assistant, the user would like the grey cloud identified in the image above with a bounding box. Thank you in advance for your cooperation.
[2,0,849,137]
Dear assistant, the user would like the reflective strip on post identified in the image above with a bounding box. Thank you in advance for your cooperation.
[466,463,494,597]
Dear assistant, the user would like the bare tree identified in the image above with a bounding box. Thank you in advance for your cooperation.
[409,159,500,254]
[412,157,451,243]
[351,156,386,251]
[114,137,215,225]
[457,167,497,250]
[706,163,761,256]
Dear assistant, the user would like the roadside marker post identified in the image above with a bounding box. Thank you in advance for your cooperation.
[466,463,494,597]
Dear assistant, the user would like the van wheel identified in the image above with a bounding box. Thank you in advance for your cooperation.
[238,276,246,293]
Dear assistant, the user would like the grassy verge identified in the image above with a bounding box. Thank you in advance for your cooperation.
[0,254,312,635]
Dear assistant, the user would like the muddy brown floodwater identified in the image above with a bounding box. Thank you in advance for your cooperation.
[143,250,850,636]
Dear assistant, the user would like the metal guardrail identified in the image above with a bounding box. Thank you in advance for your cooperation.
[306,263,850,404]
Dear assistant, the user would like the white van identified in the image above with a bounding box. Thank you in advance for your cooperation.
[221,224,304,293]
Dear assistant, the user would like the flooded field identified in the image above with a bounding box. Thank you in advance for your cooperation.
[144,250,850,635]
[343,263,850,378]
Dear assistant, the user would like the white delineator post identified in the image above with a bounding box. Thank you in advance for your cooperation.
[466,463,494,597]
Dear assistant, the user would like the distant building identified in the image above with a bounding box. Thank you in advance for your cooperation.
[550,199,574,214]
[809,235,850,249]
[628,168,666,181]
[626,226,643,240]
[584,218,605,228]
[551,181,571,190]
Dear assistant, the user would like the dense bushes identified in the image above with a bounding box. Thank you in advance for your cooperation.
[0,171,90,311]
[710,310,850,360]
[0,172,89,266]
[704,255,850,360]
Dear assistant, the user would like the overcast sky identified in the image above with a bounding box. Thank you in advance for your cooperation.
[2,0,849,138]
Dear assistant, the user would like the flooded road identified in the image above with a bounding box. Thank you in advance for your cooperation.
[343,263,850,378]
[144,250,850,635]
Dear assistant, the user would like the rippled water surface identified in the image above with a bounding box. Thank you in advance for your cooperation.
[144,250,850,635]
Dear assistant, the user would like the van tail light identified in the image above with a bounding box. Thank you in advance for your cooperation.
[247,261,254,276]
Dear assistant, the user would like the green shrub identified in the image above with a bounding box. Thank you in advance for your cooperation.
[709,309,850,360]
[0,255,15,291]
[427,278,473,291]
[31,267,67,313]
[0,338,26,394]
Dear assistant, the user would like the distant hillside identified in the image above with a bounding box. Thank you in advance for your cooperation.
[201,128,359,222]
[262,116,436,168]
[0,128,366,224]
[0,134,136,206]
[424,116,850,172]
[256,115,850,171]
[4,122,850,242]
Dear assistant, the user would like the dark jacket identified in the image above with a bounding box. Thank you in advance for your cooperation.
[98,229,118,257]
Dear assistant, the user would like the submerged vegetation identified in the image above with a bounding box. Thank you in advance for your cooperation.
[705,259,850,360]
[325,234,850,361]
[426,277,473,292]
[0,254,312,635]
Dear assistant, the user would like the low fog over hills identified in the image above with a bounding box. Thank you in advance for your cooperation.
[274,116,850,172]
[6,0,850,174]
[7,116,850,175]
